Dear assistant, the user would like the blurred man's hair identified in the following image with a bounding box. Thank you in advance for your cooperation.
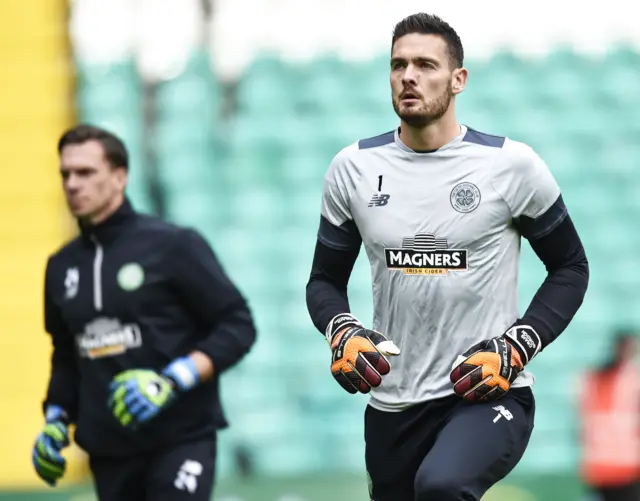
[392,13,464,69]
[597,328,638,373]
[58,124,129,171]
[613,329,638,349]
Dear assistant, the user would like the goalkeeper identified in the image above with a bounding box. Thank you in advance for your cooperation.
[32,125,256,501]
[306,13,589,501]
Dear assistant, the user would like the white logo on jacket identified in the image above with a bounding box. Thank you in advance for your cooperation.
[64,267,79,299]
[75,317,142,359]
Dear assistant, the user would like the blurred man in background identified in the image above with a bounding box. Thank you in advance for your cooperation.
[579,331,639,501]
[306,12,589,501]
[31,124,256,501]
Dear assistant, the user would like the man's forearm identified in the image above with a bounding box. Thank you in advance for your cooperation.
[519,215,589,349]
[192,301,256,375]
[519,259,589,347]
[306,276,352,334]
[306,237,360,334]
[45,348,79,422]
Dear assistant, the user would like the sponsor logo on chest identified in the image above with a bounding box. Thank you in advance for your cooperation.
[385,233,468,276]
[76,317,142,359]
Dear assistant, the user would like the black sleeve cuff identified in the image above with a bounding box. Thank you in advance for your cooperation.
[514,194,568,240]
[317,215,362,252]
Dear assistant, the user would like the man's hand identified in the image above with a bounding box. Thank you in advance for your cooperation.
[450,325,541,402]
[108,356,200,428]
[326,313,400,394]
[32,406,70,487]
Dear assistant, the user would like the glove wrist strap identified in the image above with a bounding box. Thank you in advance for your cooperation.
[504,324,542,364]
[325,313,363,344]
[162,356,200,392]
[44,405,71,425]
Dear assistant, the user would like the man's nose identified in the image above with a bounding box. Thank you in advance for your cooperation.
[402,65,419,86]
[65,175,81,193]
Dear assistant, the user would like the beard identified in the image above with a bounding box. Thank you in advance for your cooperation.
[393,82,453,128]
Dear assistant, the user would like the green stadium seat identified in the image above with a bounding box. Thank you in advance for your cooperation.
[293,56,350,114]
[164,189,231,228]
[596,49,640,106]
[155,51,219,119]
[280,146,329,190]
[154,119,216,154]
[228,186,287,231]
[76,60,142,117]
[533,52,596,110]
[236,55,297,116]
[156,146,220,192]
[344,58,393,114]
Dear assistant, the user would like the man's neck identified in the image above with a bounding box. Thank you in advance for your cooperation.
[399,112,461,152]
[83,195,125,227]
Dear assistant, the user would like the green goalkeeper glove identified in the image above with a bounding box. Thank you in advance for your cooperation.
[32,406,70,487]
[107,356,200,428]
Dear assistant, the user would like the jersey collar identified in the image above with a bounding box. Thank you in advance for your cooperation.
[79,198,137,245]
[394,125,467,154]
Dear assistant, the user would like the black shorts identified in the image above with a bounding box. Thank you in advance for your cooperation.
[89,437,217,501]
[365,388,536,501]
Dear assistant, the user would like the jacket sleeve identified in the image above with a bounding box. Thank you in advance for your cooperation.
[169,229,257,374]
[43,258,80,422]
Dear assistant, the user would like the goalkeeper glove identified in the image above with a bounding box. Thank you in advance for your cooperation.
[32,406,70,487]
[107,356,199,428]
[326,313,400,394]
[450,325,541,402]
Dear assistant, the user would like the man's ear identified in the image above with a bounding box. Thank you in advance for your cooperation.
[451,67,468,95]
[115,167,128,192]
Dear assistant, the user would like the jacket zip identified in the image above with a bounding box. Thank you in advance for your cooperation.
[91,235,104,311]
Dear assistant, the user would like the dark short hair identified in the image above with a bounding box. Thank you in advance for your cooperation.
[613,329,638,347]
[58,124,129,170]
[392,13,464,69]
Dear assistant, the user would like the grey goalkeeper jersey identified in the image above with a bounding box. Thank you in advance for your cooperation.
[320,126,562,411]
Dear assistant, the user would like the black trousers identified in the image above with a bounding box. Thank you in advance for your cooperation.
[365,388,536,501]
[593,482,640,501]
[89,437,217,501]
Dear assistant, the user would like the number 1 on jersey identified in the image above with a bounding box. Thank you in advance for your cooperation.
[378,175,383,192]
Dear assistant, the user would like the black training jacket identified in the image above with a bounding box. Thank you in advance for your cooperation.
[43,199,256,457]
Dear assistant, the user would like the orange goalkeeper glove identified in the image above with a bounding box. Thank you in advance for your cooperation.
[326,313,400,394]
[450,325,541,402]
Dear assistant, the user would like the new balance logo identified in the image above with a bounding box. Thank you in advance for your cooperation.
[492,405,514,423]
[368,193,390,207]
[174,460,203,494]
